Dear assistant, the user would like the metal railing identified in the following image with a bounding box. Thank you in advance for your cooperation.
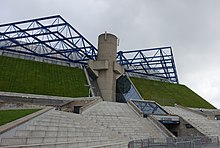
[128,136,219,148]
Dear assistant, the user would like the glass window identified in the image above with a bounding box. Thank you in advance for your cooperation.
[116,75,141,102]
[132,100,168,116]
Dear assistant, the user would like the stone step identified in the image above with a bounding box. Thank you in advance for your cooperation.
[44,111,83,117]
[0,139,127,148]
[28,116,127,138]
[36,118,82,124]
[84,141,128,148]
[23,125,123,137]
[0,101,169,148]
[28,119,149,139]
[86,116,147,124]
[25,124,103,132]
[1,136,121,146]
[39,115,89,123]
[15,129,112,137]
[38,115,98,127]
[16,129,114,138]
[82,102,168,139]
[31,120,100,129]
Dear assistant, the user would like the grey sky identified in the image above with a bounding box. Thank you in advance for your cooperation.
[1,0,220,108]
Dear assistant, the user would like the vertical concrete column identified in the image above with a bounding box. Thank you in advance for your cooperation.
[97,33,117,102]
[97,33,117,62]
[88,33,124,102]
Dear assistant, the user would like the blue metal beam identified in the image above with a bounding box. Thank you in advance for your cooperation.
[117,47,179,83]
[0,15,97,63]
[0,15,179,83]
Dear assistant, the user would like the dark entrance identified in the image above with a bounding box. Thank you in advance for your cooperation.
[74,106,82,114]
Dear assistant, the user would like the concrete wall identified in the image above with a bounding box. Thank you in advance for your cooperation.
[0,92,97,107]
[0,95,65,106]
[61,100,93,113]
[165,117,204,137]
[178,117,204,137]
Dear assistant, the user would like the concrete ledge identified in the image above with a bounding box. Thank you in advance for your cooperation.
[0,91,97,101]
[127,100,143,117]
[85,141,128,148]
[0,107,52,134]
[87,65,99,77]
[0,138,126,148]
[80,98,102,113]
[113,61,124,74]
[148,115,175,138]
[89,60,109,70]
[175,104,207,117]
[0,91,98,106]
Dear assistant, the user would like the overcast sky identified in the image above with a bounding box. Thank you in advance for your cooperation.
[1,0,220,108]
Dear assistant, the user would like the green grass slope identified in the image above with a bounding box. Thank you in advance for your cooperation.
[131,77,215,109]
[0,109,40,126]
[0,56,88,97]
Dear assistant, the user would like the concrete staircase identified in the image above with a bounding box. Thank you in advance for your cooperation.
[82,101,168,141]
[164,106,220,137]
[0,101,169,147]
[0,109,128,148]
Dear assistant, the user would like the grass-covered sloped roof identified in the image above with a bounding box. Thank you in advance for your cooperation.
[0,56,88,97]
[131,77,215,109]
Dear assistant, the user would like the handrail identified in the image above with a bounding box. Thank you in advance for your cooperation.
[84,68,95,97]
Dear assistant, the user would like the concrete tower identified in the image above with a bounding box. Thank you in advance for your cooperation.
[89,33,124,102]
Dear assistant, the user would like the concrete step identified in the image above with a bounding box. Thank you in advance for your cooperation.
[84,141,128,148]
[0,101,169,148]
[38,115,99,127]
[0,139,127,148]
[25,124,103,132]
[39,115,87,123]
[21,125,124,139]
[82,101,138,118]
[82,118,156,138]
[15,129,113,138]
[82,101,168,140]
[16,129,111,138]
[31,120,100,129]
[1,136,119,146]
[36,118,82,125]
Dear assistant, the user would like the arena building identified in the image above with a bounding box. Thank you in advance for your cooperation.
[0,15,219,148]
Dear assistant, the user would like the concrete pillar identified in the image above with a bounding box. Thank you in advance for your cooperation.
[88,33,124,102]
[97,33,117,102]
[97,33,117,62]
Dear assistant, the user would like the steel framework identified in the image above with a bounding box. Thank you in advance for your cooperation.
[117,47,179,83]
[0,15,178,83]
[0,15,97,64]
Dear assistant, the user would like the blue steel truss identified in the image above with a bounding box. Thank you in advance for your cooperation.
[0,15,178,83]
[117,47,179,83]
[0,15,97,64]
